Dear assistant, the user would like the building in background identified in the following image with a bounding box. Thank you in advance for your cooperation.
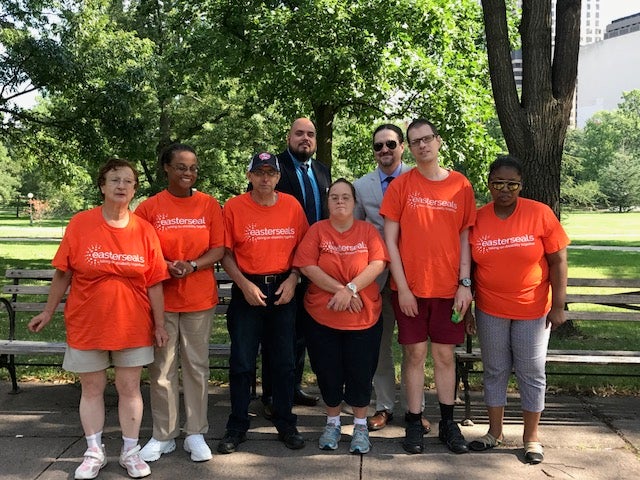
[577,22,640,127]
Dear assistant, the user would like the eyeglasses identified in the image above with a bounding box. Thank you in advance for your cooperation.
[169,164,199,173]
[373,140,398,152]
[106,178,136,187]
[251,169,279,177]
[409,134,438,147]
[489,181,521,191]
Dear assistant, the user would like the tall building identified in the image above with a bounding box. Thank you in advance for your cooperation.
[576,16,640,127]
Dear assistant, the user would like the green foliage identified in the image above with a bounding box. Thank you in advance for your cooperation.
[598,151,640,212]
[0,142,20,203]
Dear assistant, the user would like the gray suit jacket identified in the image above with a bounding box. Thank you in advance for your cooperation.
[353,163,412,288]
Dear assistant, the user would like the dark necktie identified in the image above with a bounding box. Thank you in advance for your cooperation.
[300,163,317,224]
[382,176,394,194]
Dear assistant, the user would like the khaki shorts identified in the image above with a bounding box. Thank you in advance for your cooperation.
[62,346,154,373]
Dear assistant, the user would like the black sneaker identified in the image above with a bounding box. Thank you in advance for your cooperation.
[438,420,469,454]
[403,420,424,454]
[217,430,247,454]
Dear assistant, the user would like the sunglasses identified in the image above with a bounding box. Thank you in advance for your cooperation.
[373,140,398,152]
[489,181,521,191]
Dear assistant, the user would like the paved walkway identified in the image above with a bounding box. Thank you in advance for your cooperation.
[1,381,638,479]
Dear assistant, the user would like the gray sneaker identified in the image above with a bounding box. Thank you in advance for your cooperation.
[349,424,371,454]
[319,423,341,450]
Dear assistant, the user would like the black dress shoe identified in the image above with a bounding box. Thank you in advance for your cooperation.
[293,389,319,406]
[438,420,469,454]
[217,430,247,454]
[263,401,274,420]
[403,421,424,454]
[278,428,305,450]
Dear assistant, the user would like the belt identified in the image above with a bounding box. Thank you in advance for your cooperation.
[243,271,291,285]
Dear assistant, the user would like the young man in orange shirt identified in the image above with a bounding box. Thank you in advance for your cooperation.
[218,153,309,454]
[380,118,475,455]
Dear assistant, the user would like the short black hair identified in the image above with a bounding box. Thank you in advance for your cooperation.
[406,118,439,142]
[488,154,523,178]
[373,124,404,144]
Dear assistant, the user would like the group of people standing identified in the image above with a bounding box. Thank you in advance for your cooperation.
[28,115,569,479]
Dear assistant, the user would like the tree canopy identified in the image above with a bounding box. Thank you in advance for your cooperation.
[1,0,500,206]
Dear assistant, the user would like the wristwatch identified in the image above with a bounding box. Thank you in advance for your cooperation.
[189,260,198,272]
[458,277,472,288]
[346,282,358,297]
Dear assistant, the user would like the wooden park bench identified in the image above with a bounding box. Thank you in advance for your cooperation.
[455,277,640,424]
[0,268,234,393]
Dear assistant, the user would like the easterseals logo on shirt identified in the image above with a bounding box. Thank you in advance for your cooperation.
[407,192,457,212]
[244,223,297,243]
[475,234,535,254]
[85,244,146,267]
[153,213,206,231]
[320,240,368,256]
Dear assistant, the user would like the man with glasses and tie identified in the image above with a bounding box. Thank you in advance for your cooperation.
[380,118,476,455]
[260,118,332,416]
[353,124,432,435]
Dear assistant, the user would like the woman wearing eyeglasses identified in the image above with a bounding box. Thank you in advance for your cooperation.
[135,144,224,463]
[293,178,389,454]
[28,158,169,479]
[467,155,570,465]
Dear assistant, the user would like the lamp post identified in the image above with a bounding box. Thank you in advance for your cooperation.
[27,192,34,225]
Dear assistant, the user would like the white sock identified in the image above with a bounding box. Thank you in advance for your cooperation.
[122,436,138,452]
[353,417,367,426]
[327,415,341,427]
[86,432,102,449]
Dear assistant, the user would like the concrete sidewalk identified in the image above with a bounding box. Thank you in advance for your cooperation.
[1,381,638,480]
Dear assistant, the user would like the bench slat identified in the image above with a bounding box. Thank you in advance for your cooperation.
[566,293,640,304]
[567,278,640,288]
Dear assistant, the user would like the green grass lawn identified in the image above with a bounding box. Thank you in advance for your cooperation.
[1,211,639,392]
[563,211,640,246]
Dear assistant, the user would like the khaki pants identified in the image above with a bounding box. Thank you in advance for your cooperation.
[149,308,214,439]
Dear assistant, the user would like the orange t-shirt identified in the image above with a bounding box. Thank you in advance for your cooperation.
[293,220,389,330]
[135,190,224,312]
[53,207,169,350]
[469,197,570,320]
[379,168,476,298]
[223,192,308,274]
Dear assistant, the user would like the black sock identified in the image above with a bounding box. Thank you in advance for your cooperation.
[405,411,422,423]
[439,403,454,422]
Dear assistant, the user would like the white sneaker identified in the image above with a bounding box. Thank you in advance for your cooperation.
[75,445,107,480]
[119,445,151,478]
[183,434,213,462]
[139,437,176,462]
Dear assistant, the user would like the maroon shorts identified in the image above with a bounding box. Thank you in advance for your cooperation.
[392,293,464,345]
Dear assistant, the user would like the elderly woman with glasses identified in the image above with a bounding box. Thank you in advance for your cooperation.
[293,178,389,455]
[135,144,225,464]
[466,155,570,465]
[29,158,169,479]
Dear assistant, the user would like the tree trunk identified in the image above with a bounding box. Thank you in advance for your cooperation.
[312,103,335,172]
[482,0,580,218]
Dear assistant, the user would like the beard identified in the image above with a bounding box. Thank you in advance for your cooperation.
[290,144,315,162]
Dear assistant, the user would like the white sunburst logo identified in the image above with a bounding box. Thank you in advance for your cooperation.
[407,192,421,209]
[476,235,492,254]
[155,213,169,231]
[244,223,258,242]
[85,244,103,266]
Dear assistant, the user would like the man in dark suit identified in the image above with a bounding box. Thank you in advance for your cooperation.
[262,118,332,413]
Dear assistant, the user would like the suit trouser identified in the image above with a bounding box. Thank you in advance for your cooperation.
[148,308,214,440]
[372,283,426,413]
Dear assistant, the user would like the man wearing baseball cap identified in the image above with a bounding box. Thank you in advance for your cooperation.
[218,152,309,454]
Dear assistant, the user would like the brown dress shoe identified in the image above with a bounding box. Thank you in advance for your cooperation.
[367,410,393,430]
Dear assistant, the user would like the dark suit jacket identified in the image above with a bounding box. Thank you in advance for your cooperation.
[276,149,332,221]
